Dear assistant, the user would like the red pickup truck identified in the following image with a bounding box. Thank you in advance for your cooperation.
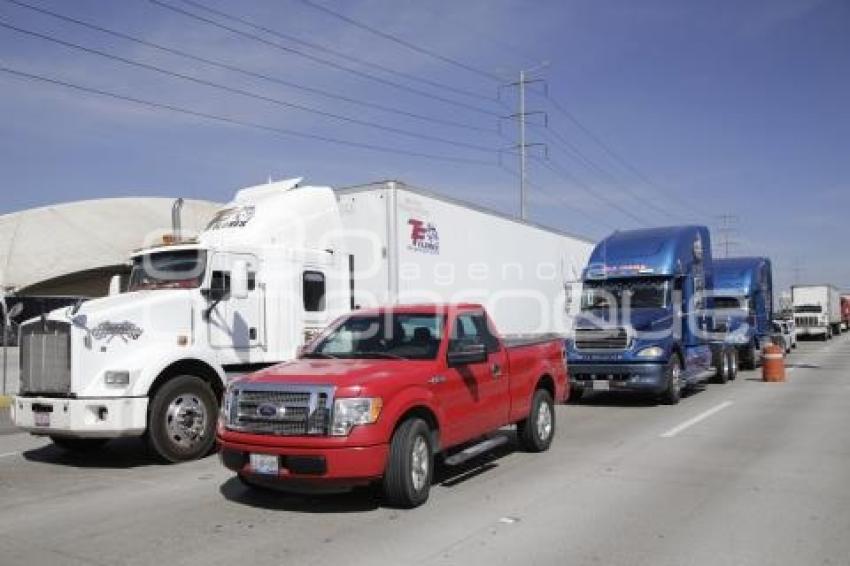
[218,303,568,507]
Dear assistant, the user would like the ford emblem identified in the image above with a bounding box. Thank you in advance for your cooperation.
[257,403,279,418]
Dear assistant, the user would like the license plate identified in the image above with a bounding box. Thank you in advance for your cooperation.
[250,453,279,475]
[592,379,610,391]
[34,412,50,427]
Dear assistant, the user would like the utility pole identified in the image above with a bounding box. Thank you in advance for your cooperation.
[500,64,548,221]
[715,214,739,258]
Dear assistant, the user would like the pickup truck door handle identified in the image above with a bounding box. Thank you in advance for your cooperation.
[428,375,446,384]
[492,364,502,378]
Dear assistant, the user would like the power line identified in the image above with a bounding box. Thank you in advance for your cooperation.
[0,19,499,154]
[147,0,502,118]
[540,93,702,217]
[535,157,647,227]
[0,65,496,166]
[295,0,505,83]
[715,214,739,258]
[2,0,494,134]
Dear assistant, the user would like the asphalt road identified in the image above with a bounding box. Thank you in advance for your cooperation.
[1,336,849,566]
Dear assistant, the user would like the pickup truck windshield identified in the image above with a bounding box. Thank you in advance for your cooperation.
[794,305,822,313]
[128,250,207,291]
[309,313,445,360]
[581,278,670,310]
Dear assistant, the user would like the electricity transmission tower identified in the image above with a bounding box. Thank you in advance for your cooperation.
[715,214,739,258]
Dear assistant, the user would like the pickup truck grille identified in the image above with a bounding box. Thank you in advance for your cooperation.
[795,316,819,328]
[19,320,72,395]
[230,386,333,436]
[574,327,629,350]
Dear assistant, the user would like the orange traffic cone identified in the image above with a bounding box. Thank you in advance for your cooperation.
[762,343,785,382]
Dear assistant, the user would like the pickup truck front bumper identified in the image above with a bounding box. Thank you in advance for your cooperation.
[11,396,148,438]
[569,362,668,395]
[218,433,389,489]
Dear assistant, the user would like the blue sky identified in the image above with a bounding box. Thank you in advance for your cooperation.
[1,0,848,294]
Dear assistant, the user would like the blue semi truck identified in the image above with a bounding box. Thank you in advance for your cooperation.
[566,226,736,404]
[712,257,774,369]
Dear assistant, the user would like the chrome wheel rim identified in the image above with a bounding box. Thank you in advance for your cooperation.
[722,353,729,378]
[410,435,429,492]
[671,364,681,394]
[730,353,737,376]
[536,400,553,441]
[165,393,208,450]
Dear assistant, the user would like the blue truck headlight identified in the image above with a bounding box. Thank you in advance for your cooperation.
[104,370,130,385]
[636,346,665,358]
[331,397,383,436]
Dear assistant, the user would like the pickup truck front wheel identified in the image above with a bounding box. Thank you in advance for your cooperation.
[146,375,218,463]
[383,418,433,508]
[517,389,555,452]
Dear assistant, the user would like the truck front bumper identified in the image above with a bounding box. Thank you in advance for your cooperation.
[218,435,389,489]
[11,396,148,438]
[796,327,827,337]
[569,362,667,394]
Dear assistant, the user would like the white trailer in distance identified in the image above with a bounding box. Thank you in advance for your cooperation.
[792,284,841,340]
[12,178,592,461]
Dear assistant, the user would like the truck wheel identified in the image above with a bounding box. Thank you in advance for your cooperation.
[146,375,218,463]
[728,350,739,380]
[383,418,433,508]
[50,436,109,452]
[742,344,757,369]
[660,358,682,405]
[715,350,730,384]
[518,389,555,452]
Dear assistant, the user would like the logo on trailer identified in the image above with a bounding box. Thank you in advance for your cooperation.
[205,206,256,230]
[407,218,440,254]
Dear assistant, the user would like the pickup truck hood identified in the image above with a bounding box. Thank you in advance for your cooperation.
[575,308,673,332]
[236,358,437,391]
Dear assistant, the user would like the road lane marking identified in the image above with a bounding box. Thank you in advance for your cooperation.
[660,401,734,438]
[0,452,19,459]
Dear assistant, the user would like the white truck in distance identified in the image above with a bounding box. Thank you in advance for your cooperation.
[12,178,592,461]
[792,284,841,340]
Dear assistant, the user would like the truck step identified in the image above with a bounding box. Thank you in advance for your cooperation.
[444,435,509,466]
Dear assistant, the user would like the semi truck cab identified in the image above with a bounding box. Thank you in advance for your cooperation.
[567,226,733,404]
[12,178,351,461]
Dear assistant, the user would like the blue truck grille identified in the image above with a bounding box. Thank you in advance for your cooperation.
[574,328,629,350]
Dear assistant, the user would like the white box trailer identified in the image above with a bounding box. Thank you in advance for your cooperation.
[12,178,593,461]
[338,181,593,335]
[792,284,841,339]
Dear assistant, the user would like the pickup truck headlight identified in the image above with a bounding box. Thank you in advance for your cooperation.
[636,346,665,358]
[331,397,383,436]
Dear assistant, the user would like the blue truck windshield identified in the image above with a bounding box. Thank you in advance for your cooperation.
[582,279,671,310]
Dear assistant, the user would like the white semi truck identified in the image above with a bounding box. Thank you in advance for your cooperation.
[792,284,841,340]
[12,179,592,461]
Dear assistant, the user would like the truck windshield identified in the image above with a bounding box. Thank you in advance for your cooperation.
[714,296,748,310]
[307,313,445,360]
[581,278,670,310]
[794,305,822,313]
[128,250,207,291]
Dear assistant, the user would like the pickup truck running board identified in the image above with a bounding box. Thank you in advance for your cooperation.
[444,435,509,466]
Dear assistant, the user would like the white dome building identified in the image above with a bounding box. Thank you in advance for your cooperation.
[0,197,220,297]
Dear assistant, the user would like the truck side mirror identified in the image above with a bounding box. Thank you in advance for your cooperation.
[108,274,121,296]
[202,270,230,302]
[231,260,249,300]
[447,342,488,366]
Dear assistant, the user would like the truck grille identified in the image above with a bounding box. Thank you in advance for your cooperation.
[19,320,72,395]
[574,327,629,350]
[230,386,333,436]
[795,316,819,328]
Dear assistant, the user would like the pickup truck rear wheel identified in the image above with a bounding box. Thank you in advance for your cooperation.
[383,418,433,508]
[50,436,109,452]
[517,389,555,452]
[146,375,218,463]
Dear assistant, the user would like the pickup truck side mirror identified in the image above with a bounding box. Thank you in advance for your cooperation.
[447,342,488,366]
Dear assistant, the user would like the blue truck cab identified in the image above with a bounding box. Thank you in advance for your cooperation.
[712,257,773,369]
[566,226,735,404]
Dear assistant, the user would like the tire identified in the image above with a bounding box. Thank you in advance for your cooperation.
[742,344,757,370]
[382,418,433,508]
[517,389,556,452]
[146,375,218,463]
[714,349,729,384]
[50,436,109,452]
[728,350,739,381]
[660,357,682,405]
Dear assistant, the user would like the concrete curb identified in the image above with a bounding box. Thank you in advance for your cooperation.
[0,395,11,409]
